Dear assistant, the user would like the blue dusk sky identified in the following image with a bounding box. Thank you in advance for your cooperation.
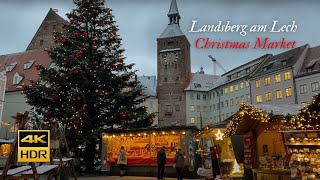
[0,0,320,76]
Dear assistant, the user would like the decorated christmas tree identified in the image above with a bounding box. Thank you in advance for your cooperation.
[293,93,320,130]
[22,0,155,172]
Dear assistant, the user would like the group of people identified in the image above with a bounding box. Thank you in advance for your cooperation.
[116,146,185,180]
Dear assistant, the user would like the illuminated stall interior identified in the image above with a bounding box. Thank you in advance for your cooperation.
[102,126,197,166]
[195,124,243,176]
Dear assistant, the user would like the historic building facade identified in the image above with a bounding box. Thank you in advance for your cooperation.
[157,0,191,126]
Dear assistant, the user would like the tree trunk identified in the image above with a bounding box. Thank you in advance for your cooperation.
[85,139,96,173]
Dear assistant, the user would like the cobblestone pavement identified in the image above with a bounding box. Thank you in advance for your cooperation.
[78,176,199,180]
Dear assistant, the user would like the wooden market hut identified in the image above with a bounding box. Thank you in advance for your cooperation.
[225,103,302,180]
[101,125,199,177]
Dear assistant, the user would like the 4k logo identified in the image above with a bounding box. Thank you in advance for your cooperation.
[18,130,50,162]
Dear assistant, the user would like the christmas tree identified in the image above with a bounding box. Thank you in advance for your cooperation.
[292,93,320,130]
[22,0,155,172]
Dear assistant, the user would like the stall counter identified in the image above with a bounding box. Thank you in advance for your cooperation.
[252,168,290,180]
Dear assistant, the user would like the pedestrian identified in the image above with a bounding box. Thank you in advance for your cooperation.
[174,148,185,180]
[210,146,221,179]
[117,146,127,177]
[157,146,167,180]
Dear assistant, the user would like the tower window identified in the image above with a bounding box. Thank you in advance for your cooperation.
[176,77,180,81]
[164,77,167,82]
[165,65,167,70]
[40,40,44,46]
[175,64,177,69]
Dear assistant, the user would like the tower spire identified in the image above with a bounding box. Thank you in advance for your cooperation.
[167,0,180,25]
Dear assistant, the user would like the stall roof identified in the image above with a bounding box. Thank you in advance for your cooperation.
[103,125,199,134]
[254,104,303,115]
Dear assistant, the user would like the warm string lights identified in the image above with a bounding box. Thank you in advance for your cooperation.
[224,103,270,137]
[102,131,185,139]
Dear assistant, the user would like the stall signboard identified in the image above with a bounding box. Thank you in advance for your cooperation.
[244,135,254,169]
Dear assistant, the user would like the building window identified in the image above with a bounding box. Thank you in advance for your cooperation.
[203,106,207,112]
[230,99,234,106]
[40,40,44,46]
[230,85,234,93]
[275,74,281,83]
[220,89,223,95]
[208,94,211,100]
[197,117,201,123]
[197,105,201,112]
[203,95,206,100]
[221,102,224,108]
[264,77,270,86]
[190,105,195,112]
[311,82,319,92]
[13,76,19,85]
[247,94,250,102]
[300,84,308,94]
[165,105,172,114]
[165,65,167,70]
[149,101,154,108]
[225,87,229,94]
[226,113,229,118]
[240,82,244,89]
[175,105,180,111]
[164,77,167,82]
[256,94,262,103]
[285,87,292,97]
[174,64,177,69]
[209,106,212,112]
[240,95,245,103]
[213,104,216,111]
[284,71,291,81]
[176,77,180,81]
[197,94,200,100]
[282,60,287,66]
[235,84,238,91]
[212,92,215,98]
[246,81,249,87]
[225,100,229,107]
[276,90,283,99]
[235,97,239,105]
[255,80,261,88]
[265,92,272,101]
[190,93,194,100]
[191,117,195,124]
[178,96,182,101]
[217,103,220,110]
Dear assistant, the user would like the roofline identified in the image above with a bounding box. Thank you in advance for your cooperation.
[221,54,272,76]
[295,70,320,78]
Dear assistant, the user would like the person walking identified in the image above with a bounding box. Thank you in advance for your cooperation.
[117,146,127,177]
[210,146,221,179]
[157,146,167,180]
[174,148,185,180]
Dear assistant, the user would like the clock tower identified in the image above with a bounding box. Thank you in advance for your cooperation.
[157,0,191,127]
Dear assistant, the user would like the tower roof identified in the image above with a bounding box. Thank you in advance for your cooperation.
[167,0,180,17]
[159,0,184,39]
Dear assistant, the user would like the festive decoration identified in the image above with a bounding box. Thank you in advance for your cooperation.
[215,130,224,140]
[225,103,269,137]
[22,0,155,173]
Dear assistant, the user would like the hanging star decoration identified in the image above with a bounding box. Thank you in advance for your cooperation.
[215,130,224,140]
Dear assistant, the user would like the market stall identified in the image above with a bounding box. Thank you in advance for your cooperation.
[101,126,198,177]
[225,103,302,180]
[265,93,320,179]
[195,123,243,179]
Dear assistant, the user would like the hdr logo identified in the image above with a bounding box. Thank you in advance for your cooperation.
[18,130,50,162]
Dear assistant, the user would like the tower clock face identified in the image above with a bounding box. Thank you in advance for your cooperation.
[163,52,178,65]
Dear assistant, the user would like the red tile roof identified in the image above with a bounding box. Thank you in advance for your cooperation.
[0,49,52,92]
